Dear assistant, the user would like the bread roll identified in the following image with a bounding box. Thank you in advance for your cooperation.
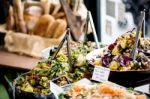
[41,0,51,14]
[24,5,43,34]
[33,15,55,36]
[44,18,55,37]
[13,0,27,33]
[51,4,61,15]
[24,6,43,17]
[53,12,65,19]
[24,14,39,34]
[46,19,67,39]
[6,6,15,30]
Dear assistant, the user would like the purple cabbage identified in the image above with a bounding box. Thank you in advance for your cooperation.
[108,43,116,50]
[117,55,132,66]
[102,54,112,66]
[143,50,150,56]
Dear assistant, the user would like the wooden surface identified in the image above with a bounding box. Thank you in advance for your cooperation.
[0,48,41,70]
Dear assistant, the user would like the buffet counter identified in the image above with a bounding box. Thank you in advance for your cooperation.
[0,48,41,70]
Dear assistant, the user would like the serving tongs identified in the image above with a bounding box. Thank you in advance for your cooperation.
[84,11,90,43]
[84,11,100,49]
[51,29,73,72]
[141,9,146,38]
[51,31,67,60]
[130,11,145,60]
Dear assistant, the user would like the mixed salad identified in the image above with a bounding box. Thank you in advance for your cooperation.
[14,42,99,95]
[91,31,150,71]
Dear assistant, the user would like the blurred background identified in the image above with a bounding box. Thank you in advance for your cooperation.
[0,0,150,42]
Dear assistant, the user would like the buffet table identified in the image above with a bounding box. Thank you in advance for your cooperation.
[0,48,41,70]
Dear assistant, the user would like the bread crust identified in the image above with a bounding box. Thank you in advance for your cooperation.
[33,15,55,36]
[13,0,27,33]
[46,19,67,38]
[6,6,15,30]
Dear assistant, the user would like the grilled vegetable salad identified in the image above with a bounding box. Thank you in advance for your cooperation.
[92,31,150,71]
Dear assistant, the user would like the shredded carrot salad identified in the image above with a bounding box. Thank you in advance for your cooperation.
[65,83,147,99]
